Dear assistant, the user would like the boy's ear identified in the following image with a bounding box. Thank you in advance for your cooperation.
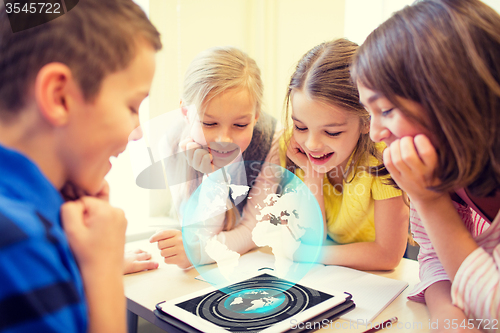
[34,63,74,126]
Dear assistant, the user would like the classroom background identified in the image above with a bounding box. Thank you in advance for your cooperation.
[105,0,500,248]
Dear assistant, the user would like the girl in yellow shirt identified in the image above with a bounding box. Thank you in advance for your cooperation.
[282,39,409,270]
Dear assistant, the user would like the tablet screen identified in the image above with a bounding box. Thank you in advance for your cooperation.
[159,273,348,333]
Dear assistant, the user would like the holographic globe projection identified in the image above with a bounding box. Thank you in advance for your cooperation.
[181,161,324,290]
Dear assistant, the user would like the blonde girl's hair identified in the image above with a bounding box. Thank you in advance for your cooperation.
[284,38,394,185]
[182,46,263,117]
[352,0,500,197]
[172,46,264,230]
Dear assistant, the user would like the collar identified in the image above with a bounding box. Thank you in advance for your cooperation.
[0,144,64,224]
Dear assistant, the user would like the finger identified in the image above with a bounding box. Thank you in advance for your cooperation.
[161,246,180,258]
[399,136,425,171]
[133,252,152,261]
[149,229,178,243]
[202,151,214,172]
[388,139,412,175]
[60,200,86,237]
[192,148,209,170]
[164,256,192,269]
[132,248,145,254]
[157,237,177,251]
[383,147,399,178]
[178,137,194,151]
[78,196,108,222]
[185,142,203,164]
[134,260,159,271]
[414,135,438,170]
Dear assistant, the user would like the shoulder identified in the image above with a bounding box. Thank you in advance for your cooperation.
[357,142,402,200]
[251,112,278,145]
[0,198,86,332]
[365,141,386,167]
[0,197,41,250]
[244,112,278,162]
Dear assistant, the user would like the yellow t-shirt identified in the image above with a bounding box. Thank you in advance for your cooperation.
[280,139,402,244]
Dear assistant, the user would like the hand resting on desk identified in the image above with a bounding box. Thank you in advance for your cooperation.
[150,229,200,270]
[124,249,159,274]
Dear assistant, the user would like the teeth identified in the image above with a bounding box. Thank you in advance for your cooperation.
[310,152,332,159]
[213,149,231,154]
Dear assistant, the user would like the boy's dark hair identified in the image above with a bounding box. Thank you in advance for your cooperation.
[352,0,500,197]
[0,0,162,119]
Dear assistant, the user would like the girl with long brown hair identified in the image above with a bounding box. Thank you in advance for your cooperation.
[354,0,500,329]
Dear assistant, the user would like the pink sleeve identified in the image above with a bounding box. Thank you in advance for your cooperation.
[407,202,476,303]
[451,234,500,329]
[407,204,451,303]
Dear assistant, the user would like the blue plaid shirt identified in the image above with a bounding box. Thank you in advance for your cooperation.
[0,144,87,332]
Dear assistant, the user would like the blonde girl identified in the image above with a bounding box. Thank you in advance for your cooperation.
[150,46,280,268]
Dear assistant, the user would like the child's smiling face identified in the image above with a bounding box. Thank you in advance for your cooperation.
[357,83,428,146]
[187,88,258,168]
[291,90,366,173]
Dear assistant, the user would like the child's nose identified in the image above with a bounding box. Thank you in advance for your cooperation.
[128,126,143,142]
[305,134,323,151]
[369,117,389,143]
[216,128,233,143]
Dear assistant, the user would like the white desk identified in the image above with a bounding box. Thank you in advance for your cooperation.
[124,239,430,332]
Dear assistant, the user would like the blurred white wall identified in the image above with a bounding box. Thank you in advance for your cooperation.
[345,0,500,45]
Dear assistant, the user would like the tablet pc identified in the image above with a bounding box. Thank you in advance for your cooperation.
[156,273,352,333]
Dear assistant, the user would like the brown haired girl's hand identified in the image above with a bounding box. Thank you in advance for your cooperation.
[384,135,443,204]
[179,136,215,174]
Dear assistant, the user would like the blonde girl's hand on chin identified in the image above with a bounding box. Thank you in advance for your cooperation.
[384,134,444,204]
[179,136,215,174]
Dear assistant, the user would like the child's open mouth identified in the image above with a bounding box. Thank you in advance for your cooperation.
[308,152,334,165]
[208,146,239,158]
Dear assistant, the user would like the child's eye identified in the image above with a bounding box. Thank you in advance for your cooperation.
[381,108,394,116]
[234,124,249,128]
[294,124,307,131]
[129,107,138,114]
[202,122,217,127]
[325,131,342,137]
